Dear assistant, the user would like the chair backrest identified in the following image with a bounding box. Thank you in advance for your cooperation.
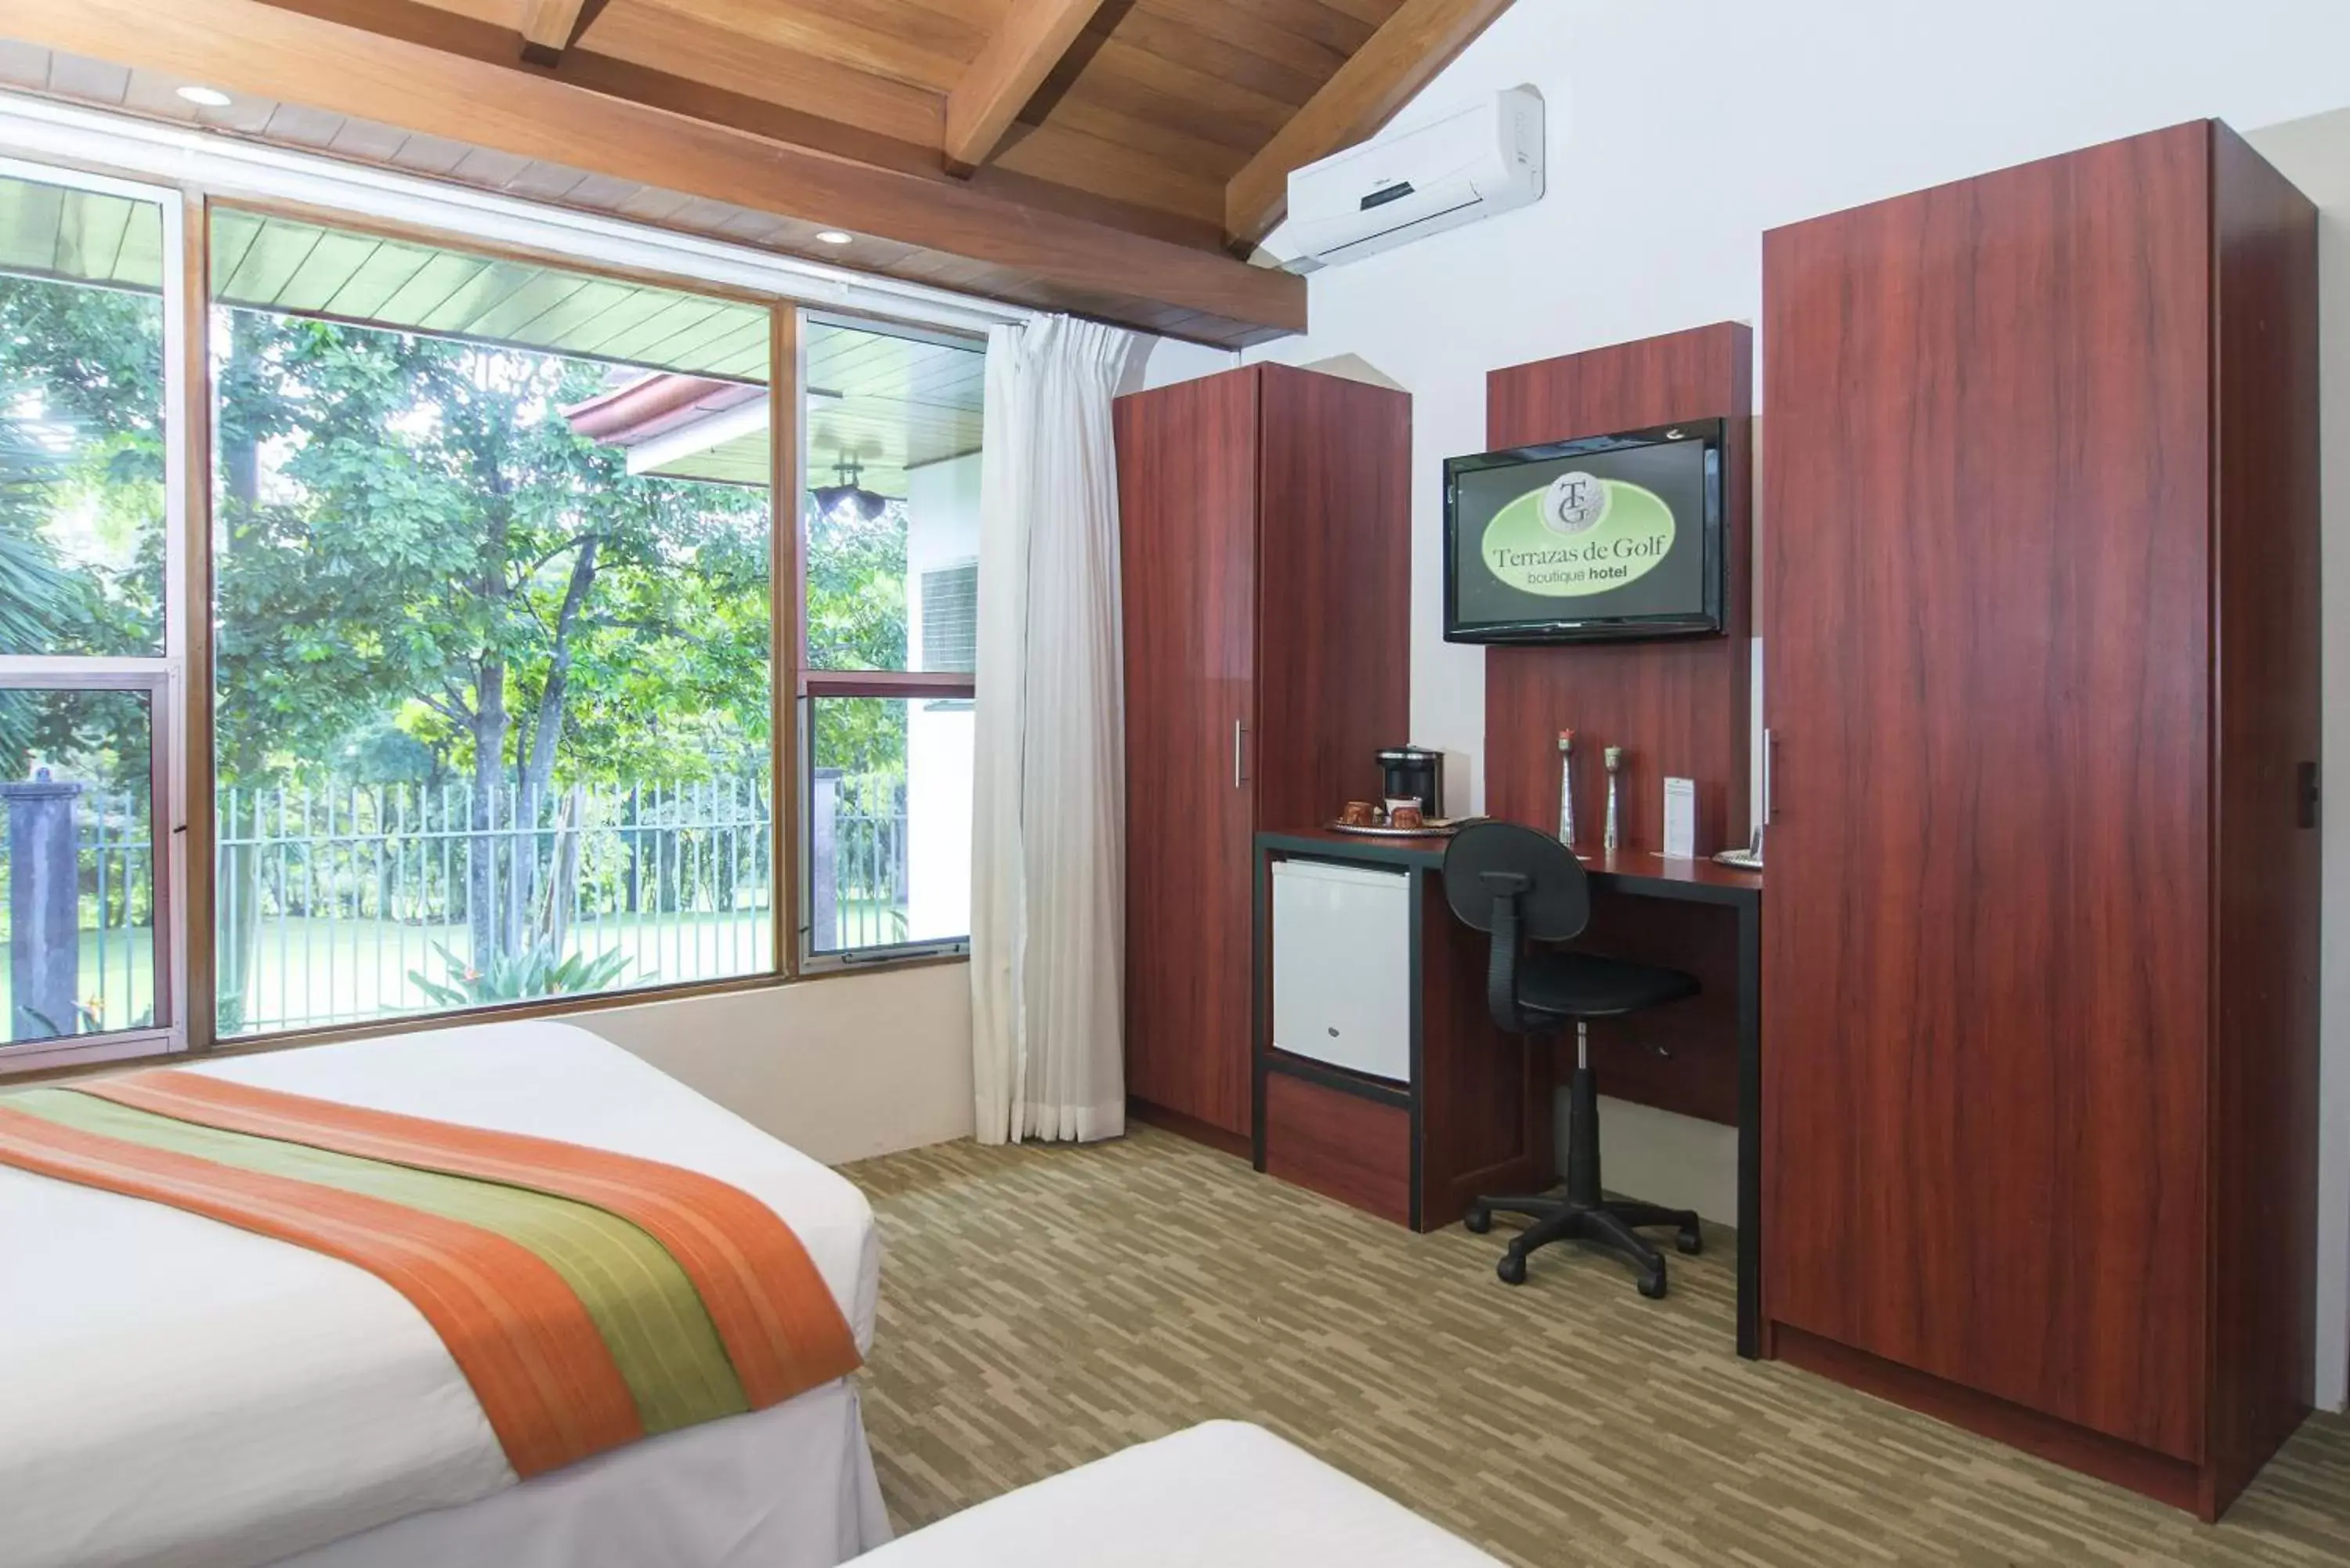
[1441,822,1590,942]
[1441,822,1592,1036]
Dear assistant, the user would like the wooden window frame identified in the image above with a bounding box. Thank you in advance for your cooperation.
[790,310,983,972]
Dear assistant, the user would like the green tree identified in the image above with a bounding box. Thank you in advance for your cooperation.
[213,311,772,999]
[803,495,911,782]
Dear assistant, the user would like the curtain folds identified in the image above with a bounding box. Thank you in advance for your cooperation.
[971,315,1133,1144]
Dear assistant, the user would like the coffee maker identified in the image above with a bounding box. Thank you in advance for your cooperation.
[1376,746,1444,818]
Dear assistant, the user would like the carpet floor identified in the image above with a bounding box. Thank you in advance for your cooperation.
[844,1125,2350,1566]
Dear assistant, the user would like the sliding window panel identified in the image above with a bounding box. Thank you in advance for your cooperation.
[0,157,190,1075]
[209,210,777,1037]
[0,678,172,1068]
[801,316,985,676]
[0,164,169,660]
[797,313,982,963]
[801,692,972,959]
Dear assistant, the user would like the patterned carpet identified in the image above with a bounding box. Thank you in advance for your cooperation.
[845,1125,2350,1566]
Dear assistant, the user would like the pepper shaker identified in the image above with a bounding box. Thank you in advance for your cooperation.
[1603,745,1623,851]
[1556,729,1577,847]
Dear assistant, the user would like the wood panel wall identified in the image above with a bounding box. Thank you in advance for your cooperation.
[1483,323,1754,854]
[1480,324,1753,1124]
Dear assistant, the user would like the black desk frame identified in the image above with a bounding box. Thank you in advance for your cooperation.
[1253,829,1763,1359]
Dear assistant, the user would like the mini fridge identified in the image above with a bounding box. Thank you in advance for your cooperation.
[1270,858,1412,1084]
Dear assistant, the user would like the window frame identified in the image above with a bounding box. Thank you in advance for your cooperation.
[0,659,182,1071]
[0,157,193,1073]
[790,309,982,972]
[0,112,1016,1075]
[201,199,792,1039]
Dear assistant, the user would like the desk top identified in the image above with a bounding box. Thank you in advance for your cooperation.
[1257,826,1762,905]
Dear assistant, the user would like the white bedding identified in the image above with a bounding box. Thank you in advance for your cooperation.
[855,1422,1506,1566]
[0,1021,884,1568]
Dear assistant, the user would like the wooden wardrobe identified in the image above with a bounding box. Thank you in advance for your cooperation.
[1115,364,1410,1143]
[1759,120,2319,1519]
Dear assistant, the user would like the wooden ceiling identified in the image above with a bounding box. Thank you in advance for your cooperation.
[0,0,1517,346]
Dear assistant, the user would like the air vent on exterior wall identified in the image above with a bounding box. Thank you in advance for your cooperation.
[920,559,978,683]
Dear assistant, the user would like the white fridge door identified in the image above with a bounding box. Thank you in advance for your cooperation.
[1271,859,1412,1083]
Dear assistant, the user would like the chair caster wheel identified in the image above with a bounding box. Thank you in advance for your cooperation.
[1637,1270,1668,1300]
[1676,1226,1702,1255]
[1464,1205,1492,1234]
[1496,1251,1528,1285]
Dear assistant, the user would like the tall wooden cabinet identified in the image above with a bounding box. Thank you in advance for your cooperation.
[1759,120,2319,1519]
[1115,364,1410,1142]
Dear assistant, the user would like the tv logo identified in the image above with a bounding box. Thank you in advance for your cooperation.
[1542,472,1608,535]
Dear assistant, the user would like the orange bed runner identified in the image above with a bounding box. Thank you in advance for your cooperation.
[0,1068,862,1478]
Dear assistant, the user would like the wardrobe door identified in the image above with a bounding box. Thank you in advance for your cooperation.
[1252,366,1411,833]
[1116,370,1260,1136]
[1760,125,2213,1458]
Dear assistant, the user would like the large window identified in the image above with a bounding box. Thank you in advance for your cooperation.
[209,212,775,1035]
[0,163,186,1071]
[0,132,1000,1071]
[798,317,982,963]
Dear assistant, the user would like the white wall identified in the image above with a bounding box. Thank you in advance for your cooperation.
[1122,333,1237,394]
[1205,1,2350,1403]
[580,960,974,1164]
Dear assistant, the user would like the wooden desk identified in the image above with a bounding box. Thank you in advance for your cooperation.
[1253,826,1764,1357]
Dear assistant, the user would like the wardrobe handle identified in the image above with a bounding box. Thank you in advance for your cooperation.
[1762,728,1775,822]
[1233,720,1248,789]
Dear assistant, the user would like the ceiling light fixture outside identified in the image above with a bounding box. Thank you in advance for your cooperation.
[815,230,853,245]
[812,457,887,523]
[175,85,233,107]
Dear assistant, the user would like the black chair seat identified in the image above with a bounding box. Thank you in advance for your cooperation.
[1517,948,1700,1021]
[1441,821,1705,1299]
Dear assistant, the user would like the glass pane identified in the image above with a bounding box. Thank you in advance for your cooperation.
[803,320,984,674]
[212,222,773,1037]
[0,172,168,656]
[808,695,971,953]
[0,688,158,1045]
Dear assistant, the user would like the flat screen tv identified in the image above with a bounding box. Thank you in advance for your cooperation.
[1444,418,1725,644]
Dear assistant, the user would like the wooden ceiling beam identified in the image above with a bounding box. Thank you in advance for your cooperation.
[1223,0,1516,249]
[516,0,592,67]
[2,0,1303,334]
[943,0,1111,175]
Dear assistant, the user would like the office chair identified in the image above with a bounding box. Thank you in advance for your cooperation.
[1442,822,1704,1299]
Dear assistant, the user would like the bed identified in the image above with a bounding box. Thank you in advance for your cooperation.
[0,1021,888,1568]
[854,1421,1506,1566]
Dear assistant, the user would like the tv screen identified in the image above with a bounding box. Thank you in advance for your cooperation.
[1444,419,1725,644]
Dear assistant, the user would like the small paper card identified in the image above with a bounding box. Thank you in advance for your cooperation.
[1662,777,1697,859]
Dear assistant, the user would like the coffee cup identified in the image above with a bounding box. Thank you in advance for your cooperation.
[1390,804,1426,831]
[1340,800,1377,828]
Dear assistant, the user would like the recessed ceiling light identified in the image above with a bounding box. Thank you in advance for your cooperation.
[815,230,853,245]
[175,85,233,108]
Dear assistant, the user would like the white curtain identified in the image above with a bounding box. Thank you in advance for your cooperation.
[971,314,1133,1144]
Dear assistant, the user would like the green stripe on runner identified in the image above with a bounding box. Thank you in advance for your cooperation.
[8,1087,747,1436]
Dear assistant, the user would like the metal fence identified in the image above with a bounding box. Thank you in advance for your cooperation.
[5,770,909,1042]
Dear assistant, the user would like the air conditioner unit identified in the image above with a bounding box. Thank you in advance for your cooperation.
[1278,85,1544,274]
